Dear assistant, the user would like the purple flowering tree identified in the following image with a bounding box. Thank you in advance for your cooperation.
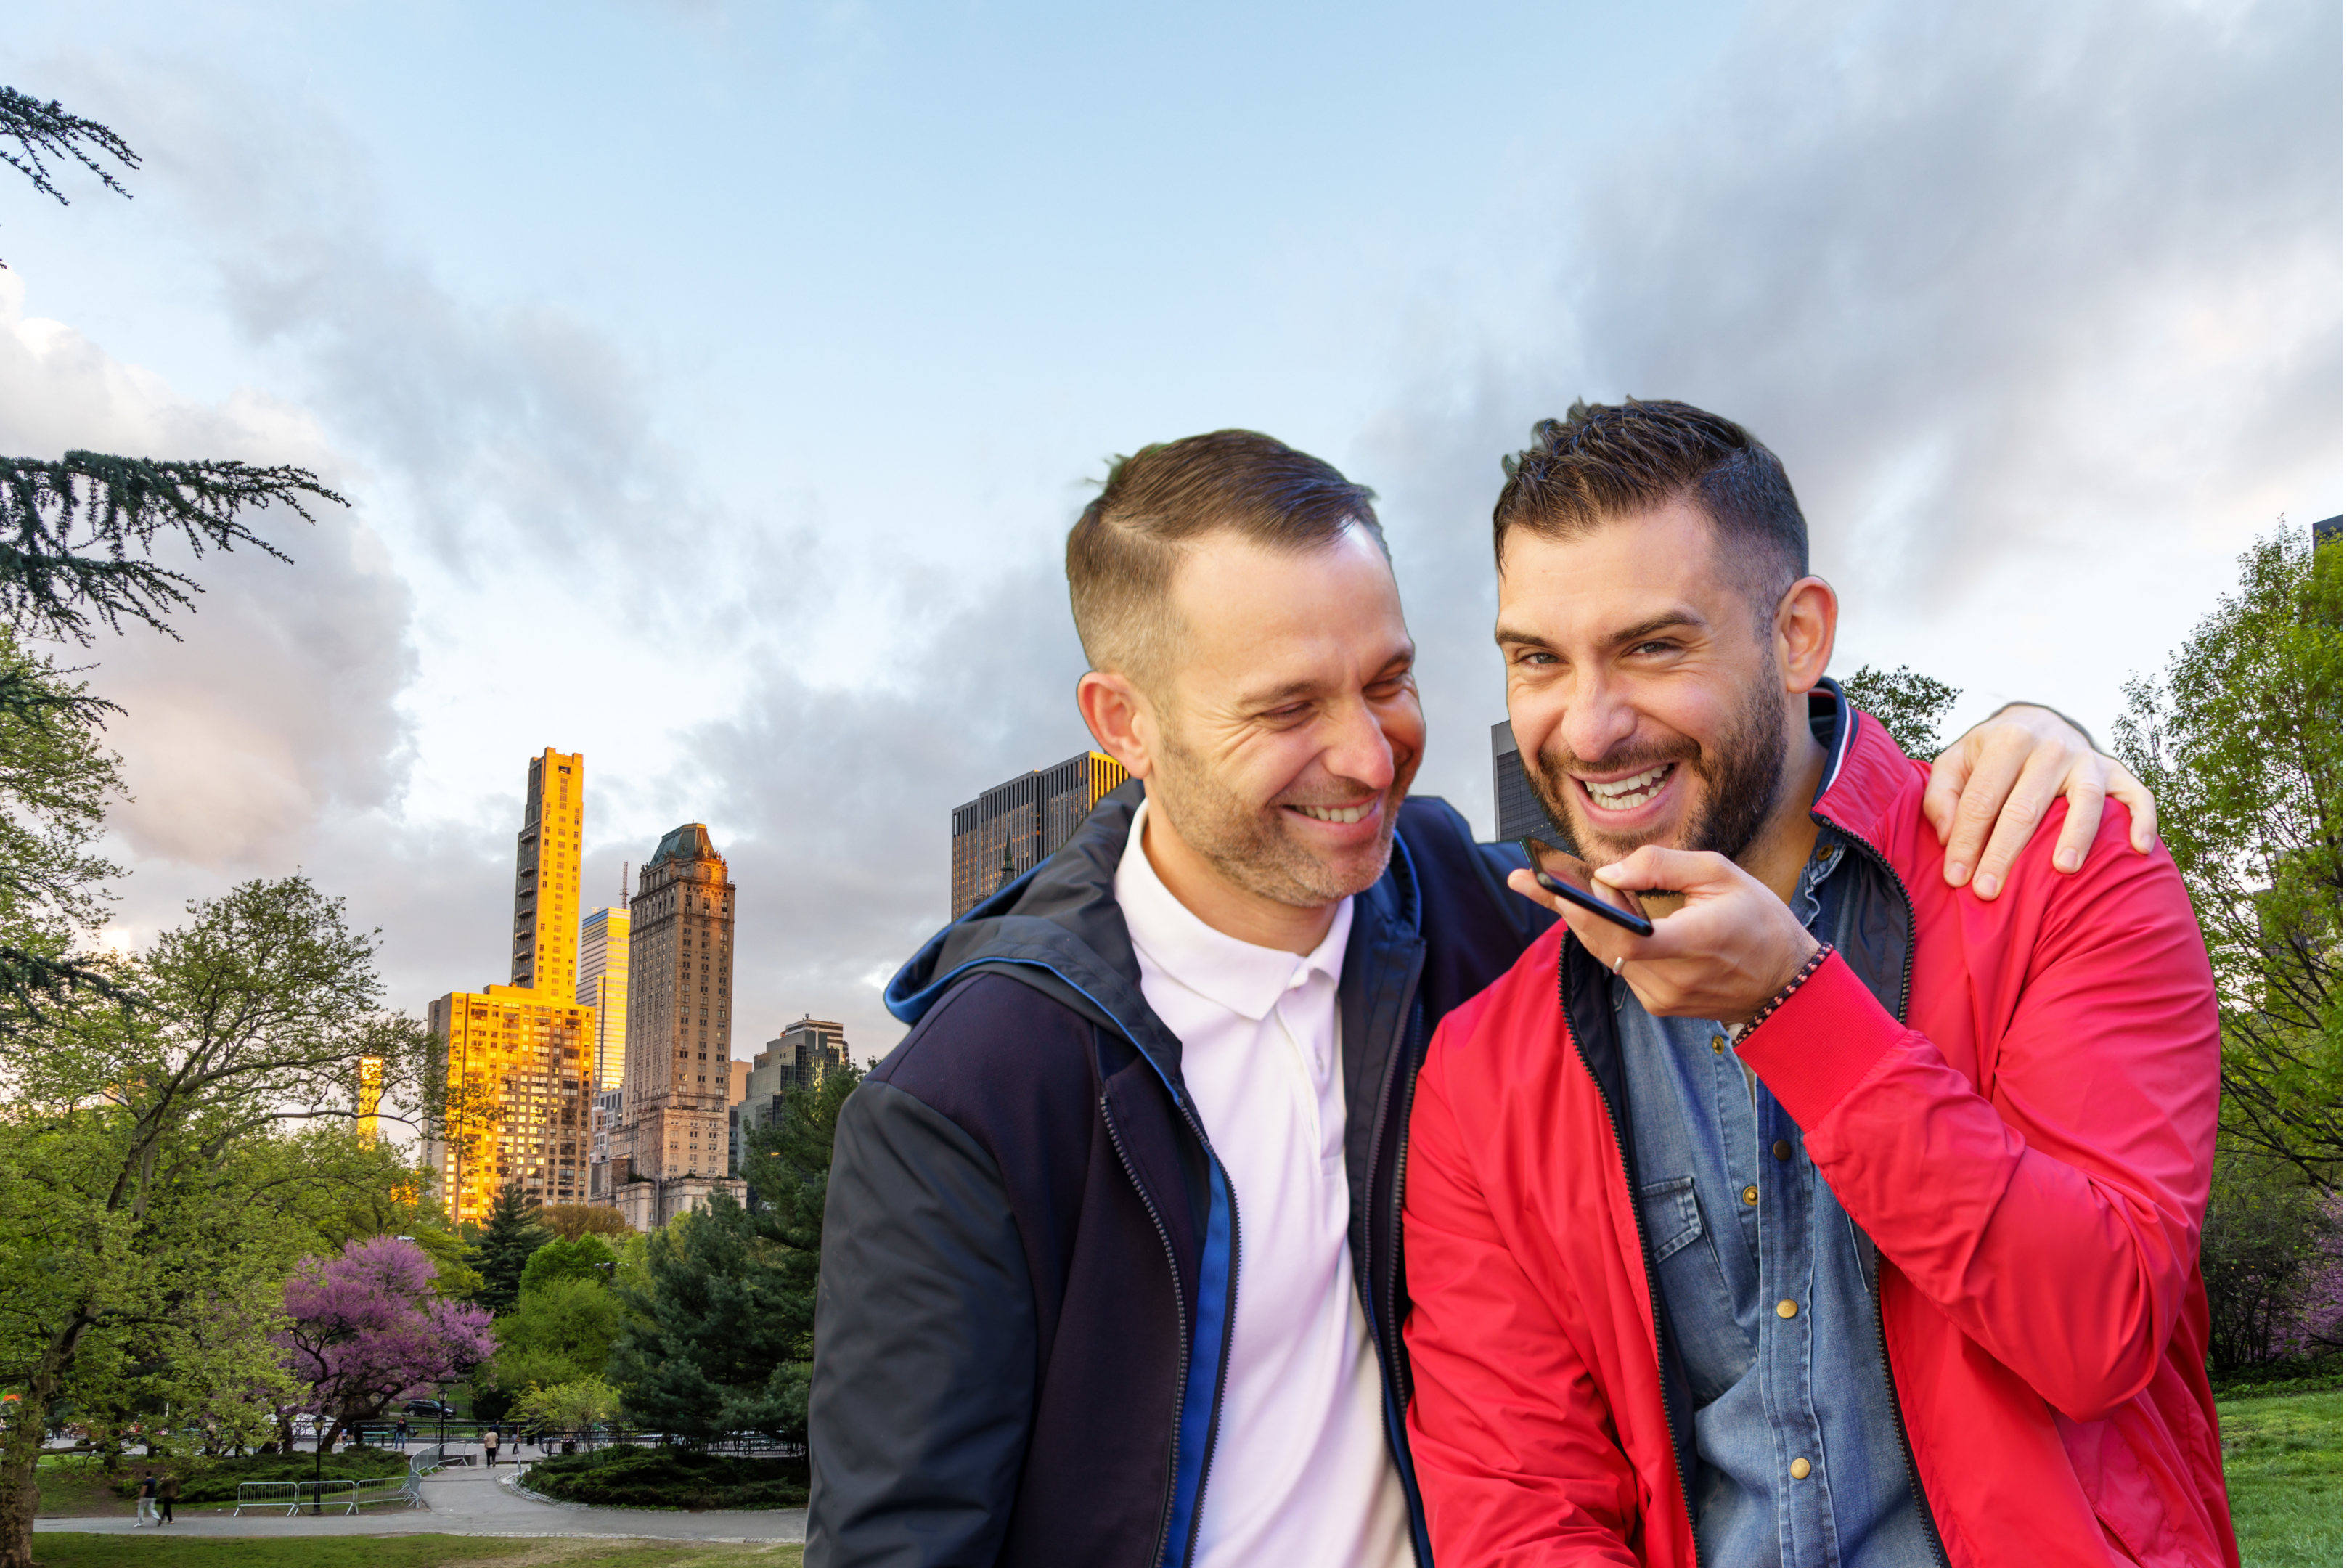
[276,1238,495,1450]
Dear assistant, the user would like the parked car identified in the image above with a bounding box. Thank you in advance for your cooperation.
[404,1399,457,1418]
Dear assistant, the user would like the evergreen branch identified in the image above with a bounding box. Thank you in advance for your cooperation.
[0,86,138,270]
[0,452,346,644]
[0,946,136,1037]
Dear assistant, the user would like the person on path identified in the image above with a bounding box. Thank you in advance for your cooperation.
[157,1471,179,1524]
[395,1414,409,1450]
[483,1426,500,1469]
[134,1470,157,1525]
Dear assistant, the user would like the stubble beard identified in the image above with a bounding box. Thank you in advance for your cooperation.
[1530,657,1790,872]
[1148,724,1409,910]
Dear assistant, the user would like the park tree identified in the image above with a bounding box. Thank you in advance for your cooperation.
[2115,524,2341,1191]
[467,1183,553,1315]
[486,1277,623,1398]
[274,1237,494,1452]
[608,1195,807,1446]
[1840,663,1961,761]
[0,879,435,1568]
[0,86,340,1032]
[534,1203,634,1243]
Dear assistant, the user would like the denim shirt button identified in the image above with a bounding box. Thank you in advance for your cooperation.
[1741,1185,1760,1206]
[1790,1457,1813,1479]
[1776,1299,1799,1319]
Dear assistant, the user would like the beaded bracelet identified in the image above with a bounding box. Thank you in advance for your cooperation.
[1731,942,1833,1044]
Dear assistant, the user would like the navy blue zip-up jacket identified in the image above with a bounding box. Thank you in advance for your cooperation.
[807,781,1554,1568]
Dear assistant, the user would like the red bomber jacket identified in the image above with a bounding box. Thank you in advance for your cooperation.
[1402,698,2234,1568]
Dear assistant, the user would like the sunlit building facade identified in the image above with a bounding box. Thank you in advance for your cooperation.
[426,749,599,1223]
[619,824,741,1188]
[950,751,1129,915]
[576,905,631,1091]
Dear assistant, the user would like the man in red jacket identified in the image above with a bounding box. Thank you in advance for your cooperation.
[1402,399,2231,1567]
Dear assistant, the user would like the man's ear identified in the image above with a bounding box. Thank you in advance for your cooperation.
[1077,669,1159,782]
[1774,576,1839,694]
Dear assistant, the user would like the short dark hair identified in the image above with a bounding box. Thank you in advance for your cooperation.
[1492,399,1808,612]
[1066,430,1384,683]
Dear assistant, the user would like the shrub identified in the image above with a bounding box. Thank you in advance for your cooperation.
[108,1446,406,1504]
[523,1444,807,1509]
[2204,1157,2341,1372]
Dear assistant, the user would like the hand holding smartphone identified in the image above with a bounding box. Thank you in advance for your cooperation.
[1519,837,1656,938]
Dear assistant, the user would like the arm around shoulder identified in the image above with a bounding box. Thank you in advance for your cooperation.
[807,1077,1039,1568]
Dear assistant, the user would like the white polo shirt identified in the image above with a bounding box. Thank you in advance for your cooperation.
[1114,801,1415,1568]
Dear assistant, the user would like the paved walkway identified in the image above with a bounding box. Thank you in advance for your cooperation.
[34,1455,807,1542]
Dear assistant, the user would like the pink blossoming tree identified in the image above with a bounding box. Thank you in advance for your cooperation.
[276,1238,494,1450]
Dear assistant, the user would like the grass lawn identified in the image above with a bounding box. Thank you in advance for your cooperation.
[2220,1387,2343,1568]
[29,1538,803,1567]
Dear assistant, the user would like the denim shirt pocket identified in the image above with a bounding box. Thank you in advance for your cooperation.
[1637,1175,1753,1405]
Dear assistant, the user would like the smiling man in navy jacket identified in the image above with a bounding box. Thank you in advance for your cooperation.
[804,430,2148,1568]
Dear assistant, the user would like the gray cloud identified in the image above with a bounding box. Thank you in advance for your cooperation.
[1364,0,2340,817]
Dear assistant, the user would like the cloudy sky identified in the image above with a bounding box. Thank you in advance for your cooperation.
[1,0,2339,1070]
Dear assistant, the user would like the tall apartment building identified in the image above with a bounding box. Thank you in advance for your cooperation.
[619,824,740,1187]
[1492,719,1555,846]
[428,749,599,1223]
[576,905,631,1090]
[732,1017,850,1174]
[950,750,1129,915]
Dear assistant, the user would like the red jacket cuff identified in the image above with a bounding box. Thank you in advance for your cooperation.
[1736,949,1908,1130]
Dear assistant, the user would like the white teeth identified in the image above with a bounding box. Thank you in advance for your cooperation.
[1294,802,1373,824]
[1583,764,1673,809]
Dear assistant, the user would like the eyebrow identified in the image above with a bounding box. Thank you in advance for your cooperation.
[1234,645,1415,709]
[1495,610,1707,649]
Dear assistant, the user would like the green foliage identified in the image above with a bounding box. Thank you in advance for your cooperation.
[510,1376,620,1434]
[0,628,128,1031]
[2116,526,2342,1190]
[519,1234,618,1297]
[466,1183,551,1315]
[2201,1155,2337,1371]
[1840,663,1961,761]
[534,1201,634,1241]
[607,1196,807,1447]
[0,86,136,269]
[488,1277,621,1394]
[0,878,435,1553]
[2215,1387,2343,1568]
[523,1444,808,1509]
[26,1539,563,1567]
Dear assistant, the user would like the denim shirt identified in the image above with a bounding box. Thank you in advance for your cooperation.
[1616,836,1942,1568]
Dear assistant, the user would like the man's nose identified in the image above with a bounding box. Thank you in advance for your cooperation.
[1553,671,1640,767]
[1323,698,1397,791]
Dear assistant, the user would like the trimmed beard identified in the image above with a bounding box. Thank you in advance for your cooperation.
[1147,723,1408,910]
[1530,656,1789,870]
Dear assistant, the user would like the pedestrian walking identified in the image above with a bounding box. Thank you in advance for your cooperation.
[483,1426,500,1469]
[134,1470,157,1525]
[157,1471,179,1524]
[394,1415,409,1450]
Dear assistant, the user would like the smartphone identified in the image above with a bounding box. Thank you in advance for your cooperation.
[1519,837,1656,938]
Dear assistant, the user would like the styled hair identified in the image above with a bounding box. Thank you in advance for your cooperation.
[1493,399,1808,613]
[1066,429,1384,682]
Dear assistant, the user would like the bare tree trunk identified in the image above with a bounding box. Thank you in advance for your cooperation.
[0,1337,75,1568]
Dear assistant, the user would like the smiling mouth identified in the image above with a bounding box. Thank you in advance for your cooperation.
[1289,801,1376,825]
[1579,762,1677,812]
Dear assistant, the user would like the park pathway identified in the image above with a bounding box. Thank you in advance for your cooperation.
[33,1450,809,1543]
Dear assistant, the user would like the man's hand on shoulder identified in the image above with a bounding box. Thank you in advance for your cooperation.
[1923,703,2156,901]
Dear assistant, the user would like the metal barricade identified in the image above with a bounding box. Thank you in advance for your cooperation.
[232,1481,301,1517]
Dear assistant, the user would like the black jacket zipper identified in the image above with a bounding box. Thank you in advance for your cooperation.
[1816,816,1952,1568]
[1555,941,1699,1540]
[1101,1066,1241,1568]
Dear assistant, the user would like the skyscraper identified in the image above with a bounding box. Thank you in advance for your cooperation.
[576,905,631,1091]
[426,749,599,1223]
[950,750,1129,915]
[621,824,738,1185]
[1492,719,1553,846]
[732,1016,850,1172]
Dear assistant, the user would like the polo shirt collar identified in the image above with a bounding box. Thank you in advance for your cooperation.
[1115,799,1354,1023]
